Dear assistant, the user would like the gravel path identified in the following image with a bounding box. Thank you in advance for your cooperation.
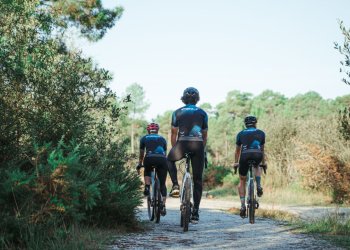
[109,198,343,250]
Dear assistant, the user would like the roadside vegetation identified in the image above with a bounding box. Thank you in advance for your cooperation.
[298,214,350,249]
[0,1,142,248]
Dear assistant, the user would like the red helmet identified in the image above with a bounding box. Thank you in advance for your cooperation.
[147,123,159,133]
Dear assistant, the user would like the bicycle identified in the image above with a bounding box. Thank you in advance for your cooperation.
[235,161,267,224]
[179,152,193,232]
[139,165,163,223]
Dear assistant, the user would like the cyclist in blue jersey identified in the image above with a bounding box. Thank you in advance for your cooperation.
[234,115,267,218]
[137,123,168,215]
[167,87,208,222]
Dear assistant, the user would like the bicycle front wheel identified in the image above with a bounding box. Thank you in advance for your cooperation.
[248,180,255,224]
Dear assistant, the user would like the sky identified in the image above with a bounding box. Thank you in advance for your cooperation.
[80,0,350,120]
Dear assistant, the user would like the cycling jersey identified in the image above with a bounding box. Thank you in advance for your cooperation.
[171,104,208,141]
[140,134,167,156]
[236,127,265,151]
[236,127,265,176]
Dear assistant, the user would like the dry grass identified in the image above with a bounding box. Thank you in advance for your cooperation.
[262,185,332,206]
[228,207,297,222]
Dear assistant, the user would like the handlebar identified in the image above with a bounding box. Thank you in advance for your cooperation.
[233,164,267,175]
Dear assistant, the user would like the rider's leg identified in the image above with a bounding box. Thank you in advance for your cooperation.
[253,152,264,197]
[189,142,204,222]
[157,158,168,216]
[143,164,152,196]
[167,160,178,186]
[254,166,262,187]
[167,142,184,196]
[238,175,247,207]
[238,160,249,217]
[191,142,205,210]
[157,158,168,203]
[254,166,264,197]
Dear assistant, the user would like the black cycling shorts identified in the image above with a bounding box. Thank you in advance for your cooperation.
[239,150,263,176]
[143,155,168,197]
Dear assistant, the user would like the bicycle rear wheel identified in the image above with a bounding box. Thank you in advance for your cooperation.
[154,178,161,223]
[182,177,191,232]
[248,180,255,224]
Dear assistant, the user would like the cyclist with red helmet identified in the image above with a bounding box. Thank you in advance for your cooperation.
[167,87,208,223]
[137,123,168,215]
[234,115,267,218]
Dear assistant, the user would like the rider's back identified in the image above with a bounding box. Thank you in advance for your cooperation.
[140,134,167,156]
[236,127,265,152]
[172,104,208,140]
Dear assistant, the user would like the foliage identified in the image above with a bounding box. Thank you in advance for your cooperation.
[339,107,350,141]
[335,21,350,85]
[0,0,141,248]
[176,89,350,204]
[203,165,232,190]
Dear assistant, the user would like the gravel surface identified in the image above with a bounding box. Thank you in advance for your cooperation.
[109,198,343,250]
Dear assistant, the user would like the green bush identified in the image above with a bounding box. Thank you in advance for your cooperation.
[222,173,240,188]
[0,140,142,248]
[203,165,231,190]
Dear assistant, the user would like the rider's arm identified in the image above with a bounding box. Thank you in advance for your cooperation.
[139,149,145,165]
[261,145,266,165]
[202,111,208,147]
[234,145,241,164]
[171,126,178,147]
[202,129,208,147]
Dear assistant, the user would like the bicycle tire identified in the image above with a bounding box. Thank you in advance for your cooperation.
[147,194,153,221]
[248,180,255,224]
[183,177,191,232]
[154,178,161,223]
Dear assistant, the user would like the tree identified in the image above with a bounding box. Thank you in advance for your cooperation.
[155,110,173,143]
[335,21,350,141]
[124,83,150,153]
[335,21,350,85]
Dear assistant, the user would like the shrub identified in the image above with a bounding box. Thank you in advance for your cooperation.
[295,144,350,204]
[203,165,231,190]
[222,173,240,188]
[0,140,142,248]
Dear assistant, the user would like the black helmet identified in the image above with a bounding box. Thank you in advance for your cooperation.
[244,115,257,127]
[181,87,200,104]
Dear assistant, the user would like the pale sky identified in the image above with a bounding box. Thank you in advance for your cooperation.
[80,0,350,120]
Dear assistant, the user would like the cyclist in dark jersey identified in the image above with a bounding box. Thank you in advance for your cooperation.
[234,115,266,218]
[167,87,208,222]
[137,123,168,215]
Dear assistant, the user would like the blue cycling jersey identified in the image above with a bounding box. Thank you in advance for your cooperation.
[171,104,208,140]
[236,127,265,152]
[140,134,167,156]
